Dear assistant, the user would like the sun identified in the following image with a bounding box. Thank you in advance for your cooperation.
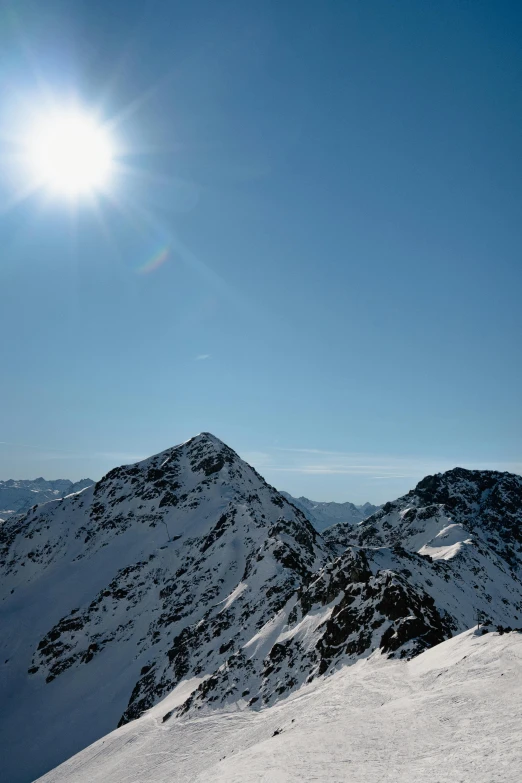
[26,110,114,197]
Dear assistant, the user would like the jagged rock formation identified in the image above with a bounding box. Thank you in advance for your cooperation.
[324,468,522,563]
[176,546,453,717]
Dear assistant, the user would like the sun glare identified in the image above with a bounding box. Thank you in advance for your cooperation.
[26,111,114,197]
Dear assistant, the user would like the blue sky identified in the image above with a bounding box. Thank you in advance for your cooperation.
[1,0,521,503]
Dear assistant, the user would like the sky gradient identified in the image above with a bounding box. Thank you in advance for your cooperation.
[1,0,521,503]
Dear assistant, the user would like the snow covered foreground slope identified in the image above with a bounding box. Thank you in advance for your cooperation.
[38,629,522,783]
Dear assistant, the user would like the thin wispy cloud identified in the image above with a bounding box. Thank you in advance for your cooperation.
[368,475,416,480]
[241,451,273,467]
[275,447,366,456]
[194,354,210,361]
[242,446,522,483]
[0,440,77,454]
[95,452,148,464]
[0,441,146,465]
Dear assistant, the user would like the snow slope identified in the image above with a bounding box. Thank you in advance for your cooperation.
[37,629,522,783]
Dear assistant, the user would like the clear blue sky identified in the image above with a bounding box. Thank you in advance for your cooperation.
[1,0,521,503]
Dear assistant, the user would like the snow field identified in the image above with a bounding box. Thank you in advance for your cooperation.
[38,630,522,783]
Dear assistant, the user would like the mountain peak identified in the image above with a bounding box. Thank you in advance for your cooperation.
[411,467,522,519]
[0,434,328,782]
[414,466,519,494]
[189,431,227,447]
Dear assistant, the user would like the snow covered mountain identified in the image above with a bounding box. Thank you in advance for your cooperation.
[0,477,94,519]
[37,628,522,783]
[324,467,522,564]
[1,440,522,783]
[281,492,379,532]
[0,433,327,783]
[358,500,381,516]
[172,468,522,721]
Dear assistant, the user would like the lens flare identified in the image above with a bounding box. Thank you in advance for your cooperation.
[136,246,170,275]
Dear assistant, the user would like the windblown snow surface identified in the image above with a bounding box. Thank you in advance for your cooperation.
[38,629,522,783]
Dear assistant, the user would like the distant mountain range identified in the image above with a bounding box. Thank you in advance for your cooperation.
[281,492,380,531]
[0,479,376,533]
[0,478,94,520]
[1,433,521,782]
